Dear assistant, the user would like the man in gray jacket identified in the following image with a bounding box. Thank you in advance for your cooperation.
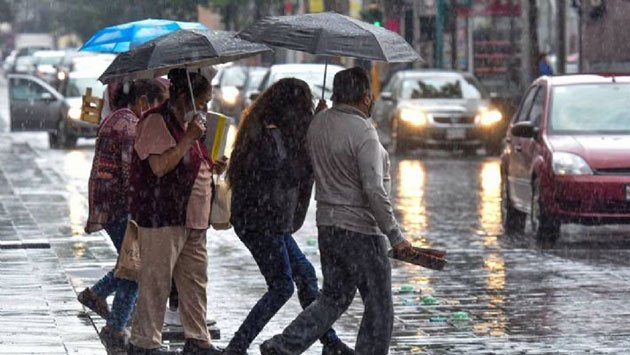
[261,67,415,355]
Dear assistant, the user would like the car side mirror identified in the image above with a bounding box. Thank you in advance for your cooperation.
[40,92,55,101]
[380,92,394,101]
[511,121,538,138]
[249,90,260,101]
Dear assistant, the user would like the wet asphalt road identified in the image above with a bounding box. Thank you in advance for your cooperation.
[2,76,630,354]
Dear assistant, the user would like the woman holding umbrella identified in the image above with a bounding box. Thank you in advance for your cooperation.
[224,78,353,355]
[80,78,168,351]
[127,67,225,355]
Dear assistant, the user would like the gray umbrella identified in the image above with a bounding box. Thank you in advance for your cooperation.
[99,29,271,84]
[238,12,421,97]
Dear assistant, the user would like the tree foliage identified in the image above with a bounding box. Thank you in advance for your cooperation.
[54,0,208,41]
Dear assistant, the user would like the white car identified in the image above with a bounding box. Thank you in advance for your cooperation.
[251,63,346,107]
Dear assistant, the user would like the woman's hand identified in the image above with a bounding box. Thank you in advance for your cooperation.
[183,116,206,142]
[315,99,328,114]
[213,156,228,175]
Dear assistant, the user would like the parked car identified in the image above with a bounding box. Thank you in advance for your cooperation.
[238,66,268,118]
[372,70,506,155]
[210,65,267,121]
[12,55,35,75]
[251,63,345,107]
[501,75,630,243]
[8,72,104,149]
[32,50,66,85]
[54,52,115,92]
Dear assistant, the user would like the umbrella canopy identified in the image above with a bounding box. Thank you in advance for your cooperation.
[99,29,271,84]
[238,12,421,63]
[80,18,207,53]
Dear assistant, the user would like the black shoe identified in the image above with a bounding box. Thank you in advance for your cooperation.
[77,287,110,319]
[182,339,223,355]
[99,326,128,351]
[259,341,281,355]
[127,342,180,355]
[222,344,249,355]
[322,340,355,355]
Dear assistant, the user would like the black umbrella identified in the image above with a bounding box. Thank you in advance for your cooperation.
[99,29,271,83]
[238,12,421,97]
[99,29,270,118]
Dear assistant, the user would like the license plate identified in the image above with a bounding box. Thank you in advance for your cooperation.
[626,185,630,201]
[446,128,466,140]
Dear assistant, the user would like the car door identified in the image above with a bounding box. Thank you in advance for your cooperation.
[9,75,63,131]
[506,85,540,210]
[373,75,399,127]
[516,85,546,210]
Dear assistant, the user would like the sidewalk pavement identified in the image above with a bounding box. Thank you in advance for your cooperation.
[0,135,108,354]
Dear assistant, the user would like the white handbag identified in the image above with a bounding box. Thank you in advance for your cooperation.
[210,175,232,230]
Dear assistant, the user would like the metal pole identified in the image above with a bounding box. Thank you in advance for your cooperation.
[436,0,445,68]
[558,0,567,74]
[577,2,583,73]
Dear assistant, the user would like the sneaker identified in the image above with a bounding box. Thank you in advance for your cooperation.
[77,287,109,319]
[259,341,281,355]
[322,340,355,355]
[99,326,128,351]
[127,342,180,354]
[182,339,223,355]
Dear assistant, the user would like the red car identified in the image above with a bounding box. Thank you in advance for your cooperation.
[501,75,630,243]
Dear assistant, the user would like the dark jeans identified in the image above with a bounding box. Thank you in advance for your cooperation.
[267,226,393,355]
[226,232,340,352]
[92,217,138,331]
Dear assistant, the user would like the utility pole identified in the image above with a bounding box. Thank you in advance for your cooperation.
[435,0,445,68]
[558,0,567,74]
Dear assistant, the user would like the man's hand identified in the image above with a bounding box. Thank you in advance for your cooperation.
[314,99,328,114]
[393,239,415,258]
[213,155,228,175]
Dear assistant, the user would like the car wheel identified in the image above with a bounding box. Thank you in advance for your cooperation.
[531,178,560,244]
[502,178,526,234]
[49,118,77,149]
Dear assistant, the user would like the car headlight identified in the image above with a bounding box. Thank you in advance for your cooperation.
[476,108,503,126]
[221,86,240,106]
[57,71,66,81]
[552,152,593,175]
[67,107,82,120]
[399,107,428,126]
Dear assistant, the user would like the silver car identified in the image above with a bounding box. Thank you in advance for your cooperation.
[9,72,105,149]
[373,70,505,155]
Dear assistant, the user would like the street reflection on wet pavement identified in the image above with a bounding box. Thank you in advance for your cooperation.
[3,129,630,354]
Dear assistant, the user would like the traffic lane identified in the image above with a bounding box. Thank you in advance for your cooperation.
[387,153,630,353]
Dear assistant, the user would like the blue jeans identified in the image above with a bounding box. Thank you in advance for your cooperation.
[92,217,138,331]
[226,232,340,352]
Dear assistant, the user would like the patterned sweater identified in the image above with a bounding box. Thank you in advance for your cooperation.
[85,108,138,233]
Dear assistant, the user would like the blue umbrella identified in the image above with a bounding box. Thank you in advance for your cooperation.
[80,18,207,53]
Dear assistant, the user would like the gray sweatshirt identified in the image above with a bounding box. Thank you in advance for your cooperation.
[307,103,405,247]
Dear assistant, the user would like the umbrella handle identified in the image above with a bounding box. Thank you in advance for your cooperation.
[321,58,328,100]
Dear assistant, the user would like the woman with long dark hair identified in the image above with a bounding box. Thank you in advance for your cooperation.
[224,78,353,355]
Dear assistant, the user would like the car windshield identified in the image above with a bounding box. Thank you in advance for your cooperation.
[36,55,64,65]
[550,84,630,134]
[400,76,486,99]
[222,67,247,87]
[247,70,266,90]
[65,77,105,98]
